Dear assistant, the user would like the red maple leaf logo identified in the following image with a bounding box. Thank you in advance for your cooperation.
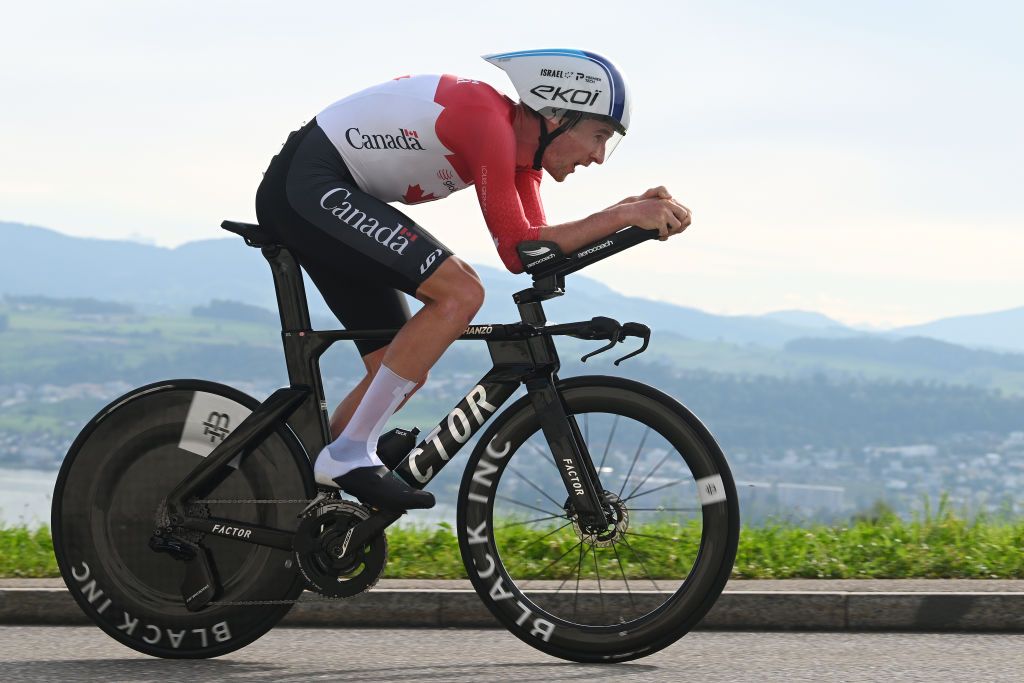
[403,184,438,204]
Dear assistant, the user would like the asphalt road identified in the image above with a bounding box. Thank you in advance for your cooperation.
[1,627,1021,682]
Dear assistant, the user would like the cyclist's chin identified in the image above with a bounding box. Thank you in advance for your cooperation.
[548,165,572,182]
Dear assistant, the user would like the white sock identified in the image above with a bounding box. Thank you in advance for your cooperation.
[314,364,416,486]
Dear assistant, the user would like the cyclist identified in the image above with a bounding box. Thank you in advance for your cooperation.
[254,48,691,511]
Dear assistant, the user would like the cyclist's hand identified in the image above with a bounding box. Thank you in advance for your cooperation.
[626,198,692,240]
[638,186,673,201]
[614,186,673,206]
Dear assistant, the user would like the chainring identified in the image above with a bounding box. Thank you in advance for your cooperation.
[293,500,388,598]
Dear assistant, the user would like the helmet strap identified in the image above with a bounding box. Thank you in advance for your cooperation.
[531,109,582,171]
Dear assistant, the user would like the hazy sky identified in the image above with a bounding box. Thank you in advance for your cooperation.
[3,1,1021,327]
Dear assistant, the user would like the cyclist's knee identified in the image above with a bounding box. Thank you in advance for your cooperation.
[419,256,485,319]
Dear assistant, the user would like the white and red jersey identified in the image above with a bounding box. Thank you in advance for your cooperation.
[314,74,545,272]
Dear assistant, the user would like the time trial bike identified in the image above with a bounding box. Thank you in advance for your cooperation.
[52,221,739,663]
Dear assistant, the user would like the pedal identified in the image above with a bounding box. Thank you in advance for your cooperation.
[180,543,219,612]
[377,427,420,470]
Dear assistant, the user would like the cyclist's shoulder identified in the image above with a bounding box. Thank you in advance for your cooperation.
[340,74,506,101]
[435,75,514,137]
[434,74,511,106]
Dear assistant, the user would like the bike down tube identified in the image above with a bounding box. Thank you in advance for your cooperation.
[393,370,521,489]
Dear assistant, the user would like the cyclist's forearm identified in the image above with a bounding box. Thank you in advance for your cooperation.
[536,205,629,253]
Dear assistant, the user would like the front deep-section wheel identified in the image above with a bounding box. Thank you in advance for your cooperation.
[52,380,315,658]
[457,376,739,663]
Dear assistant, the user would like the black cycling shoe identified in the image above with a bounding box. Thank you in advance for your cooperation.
[333,465,435,511]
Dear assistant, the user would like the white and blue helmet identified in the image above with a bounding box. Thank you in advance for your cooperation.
[484,49,632,167]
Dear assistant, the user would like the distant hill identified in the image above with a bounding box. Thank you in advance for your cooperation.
[4,220,861,348]
[6,221,273,312]
[4,220,1021,351]
[762,310,848,330]
[891,306,1024,353]
[786,336,1024,374]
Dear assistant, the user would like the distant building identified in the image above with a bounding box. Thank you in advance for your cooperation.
[776,482,845,515]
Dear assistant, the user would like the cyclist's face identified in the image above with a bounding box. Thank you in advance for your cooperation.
[543,118,612,181]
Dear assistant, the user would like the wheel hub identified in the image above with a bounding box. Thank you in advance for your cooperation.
[154,497,209,544]
[566,491,629,547]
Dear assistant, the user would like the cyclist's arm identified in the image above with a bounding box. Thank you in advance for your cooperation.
[439,106,543,273]
[536,206,632,253]
[512,162,628,253]
[514,168,546,228]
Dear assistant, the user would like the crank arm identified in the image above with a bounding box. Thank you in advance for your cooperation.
[331,508,403,561]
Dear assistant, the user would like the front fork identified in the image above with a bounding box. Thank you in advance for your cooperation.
[526,377,609,528]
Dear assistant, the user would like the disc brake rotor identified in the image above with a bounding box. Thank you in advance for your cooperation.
[293,500,387,598]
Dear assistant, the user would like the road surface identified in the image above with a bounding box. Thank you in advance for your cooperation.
[1,627,1021,682]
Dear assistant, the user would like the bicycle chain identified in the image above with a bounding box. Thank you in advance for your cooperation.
[195,498,314,504]
[194,496,370,607]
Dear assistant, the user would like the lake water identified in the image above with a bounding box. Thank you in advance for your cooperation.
[0,467,455,529]
[0,468,57,527]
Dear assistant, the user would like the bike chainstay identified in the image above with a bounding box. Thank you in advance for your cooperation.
[194,496,361,606]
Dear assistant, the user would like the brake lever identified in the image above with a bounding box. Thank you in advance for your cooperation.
[580,337,618,363]
[613,323,651,365]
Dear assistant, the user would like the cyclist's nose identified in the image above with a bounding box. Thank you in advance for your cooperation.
[590,141,607,165]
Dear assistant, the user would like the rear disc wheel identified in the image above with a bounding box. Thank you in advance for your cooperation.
[52,380,315,658]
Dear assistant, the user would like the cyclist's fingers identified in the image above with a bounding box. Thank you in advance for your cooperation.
[668,202,691,222]
[643,186,672,200]
[662,213,683,239]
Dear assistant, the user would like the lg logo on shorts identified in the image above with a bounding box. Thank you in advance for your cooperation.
[420,249,443,275]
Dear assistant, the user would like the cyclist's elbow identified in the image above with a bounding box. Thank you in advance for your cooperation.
[500,247,525,274]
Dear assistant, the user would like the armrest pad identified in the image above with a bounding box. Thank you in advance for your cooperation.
[516,241,565,273]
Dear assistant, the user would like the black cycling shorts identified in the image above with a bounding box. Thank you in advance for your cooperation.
[255,119,453,356]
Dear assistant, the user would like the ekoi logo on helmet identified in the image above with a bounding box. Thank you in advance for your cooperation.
[528,85,603,107]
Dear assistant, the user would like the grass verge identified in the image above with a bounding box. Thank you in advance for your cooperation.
[5,506,1023,580]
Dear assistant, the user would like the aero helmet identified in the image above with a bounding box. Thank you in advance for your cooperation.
[483,49,632,170]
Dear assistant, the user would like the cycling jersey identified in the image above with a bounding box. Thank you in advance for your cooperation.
[255,74,545,356]
[315,74,546,272]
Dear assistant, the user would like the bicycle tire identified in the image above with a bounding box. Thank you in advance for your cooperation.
[51,379,315,658]
[456,375,739,663]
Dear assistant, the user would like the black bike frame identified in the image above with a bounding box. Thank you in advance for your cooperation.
[165,225,658,549]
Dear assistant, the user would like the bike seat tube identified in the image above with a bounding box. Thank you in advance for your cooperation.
[262,245,311,332]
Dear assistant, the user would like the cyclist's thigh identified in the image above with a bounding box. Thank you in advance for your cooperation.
[302,259,410,357]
